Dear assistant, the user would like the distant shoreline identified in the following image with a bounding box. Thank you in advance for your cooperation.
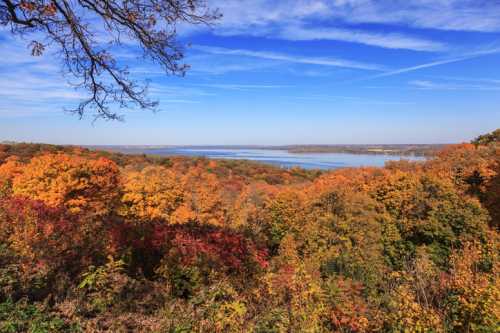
[86,144,444,157]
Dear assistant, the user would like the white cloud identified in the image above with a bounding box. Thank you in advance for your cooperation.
[359,46,500,80]
[0,74,85,116]
[278,26,447,51]
[0,33,209,117]
[149,84,215,99]
[409,80,500,91]
[330,0,500,33]
[195,84,291,90]
[0,35,86,111]
[197,0,500,53]
[193,45,385,71]
[190,63,269,75]
[185,54,277,75]
[209,0,500,33]
[210,0,332,29]
[160,99,201,104]
[290,94,414,105]
[424,75,500,85]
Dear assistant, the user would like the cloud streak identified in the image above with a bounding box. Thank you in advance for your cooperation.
[409,80,500,91]
[193,45,385,71]
[291,95,413,106]
[195,84,291,91]
[358,47,500,81]
[210,0,500,34]
[332,0,500,33]
[276,26,447,52]
[198,0,500,56]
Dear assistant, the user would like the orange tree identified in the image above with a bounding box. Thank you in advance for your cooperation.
[12,153,120,215]
[120,165,184,222]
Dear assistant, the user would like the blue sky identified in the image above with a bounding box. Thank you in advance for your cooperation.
[1,0,500,145]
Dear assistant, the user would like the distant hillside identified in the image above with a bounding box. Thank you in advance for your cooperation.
[88,143,444,157]
[282,144,444,156]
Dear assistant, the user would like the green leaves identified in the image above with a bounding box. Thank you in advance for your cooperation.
[0,299,71,333]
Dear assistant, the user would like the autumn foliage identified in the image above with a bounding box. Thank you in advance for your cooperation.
[0,130,498,332]
[0,198,83,276]
[11,154,120,215]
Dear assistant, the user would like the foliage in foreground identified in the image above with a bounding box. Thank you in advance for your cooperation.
[0,130,498,332]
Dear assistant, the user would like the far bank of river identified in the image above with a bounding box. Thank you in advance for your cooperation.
[109,147,426,170]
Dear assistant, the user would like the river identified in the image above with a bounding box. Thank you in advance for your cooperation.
[116,147,425,170]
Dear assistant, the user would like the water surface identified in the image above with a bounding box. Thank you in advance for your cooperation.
[119,148,425,170]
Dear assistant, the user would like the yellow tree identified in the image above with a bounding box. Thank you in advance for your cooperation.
[12,153,120,215]
[444,239,499,332]
[173,166,227,226]
[0,156,22,198]
[258,234,326,332]
[120,166,184,222]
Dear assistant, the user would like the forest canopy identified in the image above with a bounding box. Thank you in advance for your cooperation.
[0,129,498,332]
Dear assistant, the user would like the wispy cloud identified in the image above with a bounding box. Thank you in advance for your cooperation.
[149,84,215,97]
[409,80,500,91]
[331,0,500,33]
[0,36,211,117]
[276,26,447,52]
[195,83,291,91]
[0,36,100,117]
[204,1,451,52]
[358,46,500,80]
[185,54,277,75]
[160,99,201,104]
[423,75,500,85]
[210,15,447,52]
[289,94,414,105]
[193,45,385,71]
[0,45,85,117]
[209,0,331,30]
[196,0,500,62]
[210,0,500,34]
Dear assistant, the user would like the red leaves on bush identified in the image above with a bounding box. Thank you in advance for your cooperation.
[0,197,82,273]
[110,221,268,273]
[167,227,269,271]
[329,278,370,332]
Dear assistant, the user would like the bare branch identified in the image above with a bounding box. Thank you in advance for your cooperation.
[0,0,220,120]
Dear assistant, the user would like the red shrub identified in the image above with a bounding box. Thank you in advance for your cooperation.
[0,197,90,275]
[165,227,269,271]
[110,221,268,274]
